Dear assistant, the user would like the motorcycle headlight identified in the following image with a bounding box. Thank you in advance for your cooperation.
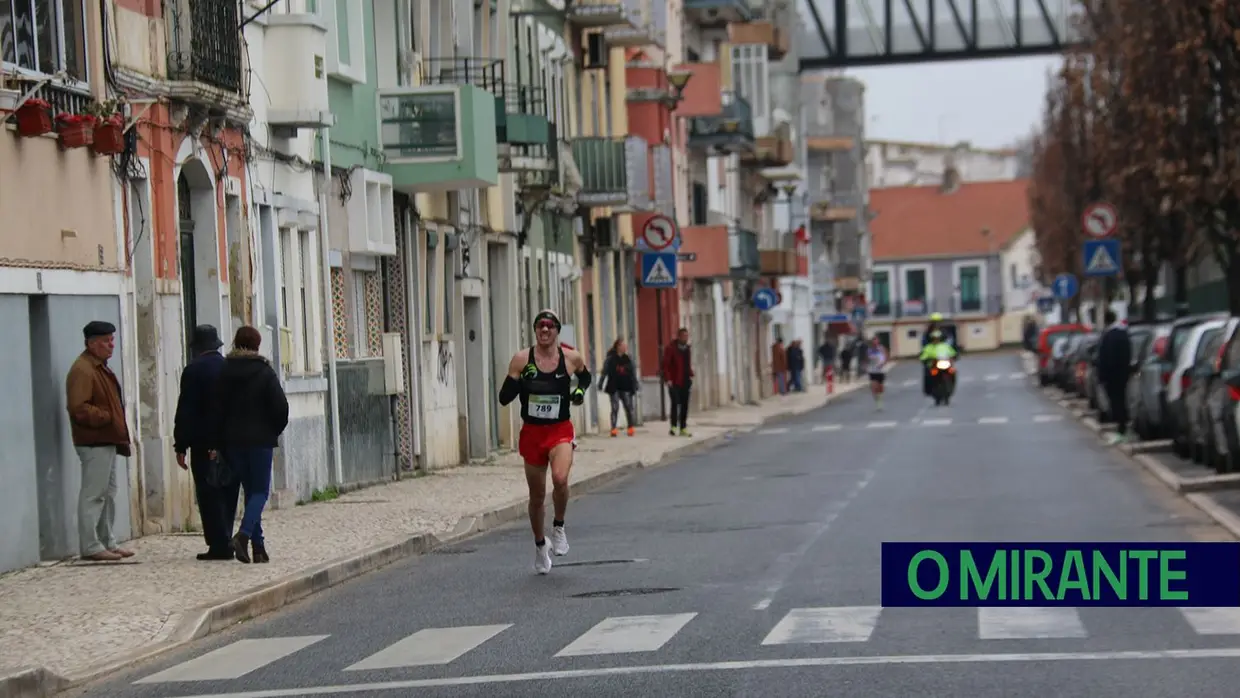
[936,360,952,370]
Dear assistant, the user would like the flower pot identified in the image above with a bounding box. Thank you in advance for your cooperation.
[14,99,52,137]
[57,120,94,149]
[0,88,18,113]
[92,117,125,155]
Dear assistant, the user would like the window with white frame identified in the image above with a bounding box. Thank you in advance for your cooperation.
[316,0,365,83]
[870,269,892,315]
[1,0,89,81]
[956,263,982,313]
[903,267,928,316]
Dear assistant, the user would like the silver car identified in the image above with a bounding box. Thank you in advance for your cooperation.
[1169,318,1230,458]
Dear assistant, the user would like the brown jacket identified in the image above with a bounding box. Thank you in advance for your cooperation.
[771,342,788,373]
[66,351,131,456]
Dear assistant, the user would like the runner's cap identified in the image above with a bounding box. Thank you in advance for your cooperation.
[534,309,561,331]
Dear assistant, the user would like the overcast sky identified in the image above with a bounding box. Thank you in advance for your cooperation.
[835,56,1065,149]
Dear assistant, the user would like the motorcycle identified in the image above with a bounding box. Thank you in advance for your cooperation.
[928,357,957,405]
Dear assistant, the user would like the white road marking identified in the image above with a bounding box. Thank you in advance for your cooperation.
[752,469,877,610]
[758,427,790,435]
[978,416,1009,425]
[762,607,882,645]
[812,424,843,432]
[134,636,329,683]
[866,421,898,428]
[978,607,1087,639]
[1009,372,1025,379]
[902,379,917,386]
[985,374,1000,381]
[1180,608,1240,635]
[345,625,511,670]
[1033,414,1064,423]
[176,648,1240,695]
[921,418,953,426]
[554,614,697,656]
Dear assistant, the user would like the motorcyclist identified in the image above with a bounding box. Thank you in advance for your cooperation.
[920,330,959,400]
[921,314,949,394]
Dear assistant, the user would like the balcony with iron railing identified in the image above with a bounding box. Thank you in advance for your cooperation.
[809,190,861,223]
[603,0,664,47]
[566,0,643,29]
[865,294,1004,320]
[378,78,501,191]
[758,249,798,277]
[167,0,244,95]
[571,135,652,212]
[688,91,754,154]
[684,0,753,26]
[730,227,760,278]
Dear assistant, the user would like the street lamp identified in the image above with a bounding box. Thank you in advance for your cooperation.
[664,68,692,109]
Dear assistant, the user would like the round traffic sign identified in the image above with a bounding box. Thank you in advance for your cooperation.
[1082,202,1118,238]
[641,215,677,250]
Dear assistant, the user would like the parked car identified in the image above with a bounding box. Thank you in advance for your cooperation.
[1184,324,1229,462]
[1168,317,1230,457]
[1206,318,1240,472]
[1069,334,1099,396]
[1038,323,1089,386]
[1131,315,1225,439]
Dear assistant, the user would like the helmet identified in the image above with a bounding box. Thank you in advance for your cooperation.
[929,312,943,322]
[929,330,944,341]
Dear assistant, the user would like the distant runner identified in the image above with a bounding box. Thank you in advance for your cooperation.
[497,309,590,574]
[866,336,889,411]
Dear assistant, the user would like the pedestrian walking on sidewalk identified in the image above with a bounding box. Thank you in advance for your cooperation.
[866,336,889,411]
[209,326,289,564]
[498,309,591,574]
[662,328,695,437]
[818,334,837,384]
[1096,310,1132,445]
[174,325,239,561]
[601,338,638,437]
[66,320,134,562]
[839,343,853,382]
[771,337,788,395]
[788,340,806,392]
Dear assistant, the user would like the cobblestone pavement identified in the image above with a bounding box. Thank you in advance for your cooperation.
[0,382,865,683]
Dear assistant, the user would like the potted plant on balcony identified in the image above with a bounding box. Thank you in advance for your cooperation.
[86,99,125,155]
[12,96,53,137]
[55,111,96,149]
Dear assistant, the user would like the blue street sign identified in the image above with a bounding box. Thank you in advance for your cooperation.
[852,306,867,322]
[640,252,677,288]
[1052,273,1078,300]
[819,313,850,323]
[1037,297,1056,313]
[1083,239,1121,277]
[752,288,779,311]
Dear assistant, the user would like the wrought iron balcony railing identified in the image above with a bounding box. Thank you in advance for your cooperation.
[730,227,760,277]
[167,0,244,93]
[378,88,459,160]
[688,91,754,151]
[864,295,1004,319]
[571,135,651,211]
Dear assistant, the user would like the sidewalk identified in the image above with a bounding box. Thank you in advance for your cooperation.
[0,379,870,696]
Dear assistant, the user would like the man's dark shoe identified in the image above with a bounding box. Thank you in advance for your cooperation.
[232,533,251,563]
[197,549,233,561]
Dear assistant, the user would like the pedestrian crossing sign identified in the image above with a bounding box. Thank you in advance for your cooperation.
[641,252,677,288]
[1083,239,1120,277]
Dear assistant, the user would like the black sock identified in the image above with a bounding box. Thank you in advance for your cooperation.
[553,519,564,528]
[536,538,546,547]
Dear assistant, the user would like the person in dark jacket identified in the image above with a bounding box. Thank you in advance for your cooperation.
[787,340,806,392]
[1095,309,1132,444]
[601,338,638,437]
[661,328,694,436]
[208,326,289,564]
[174,325,238,561]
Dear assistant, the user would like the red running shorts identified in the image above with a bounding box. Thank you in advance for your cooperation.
[519,420,576,467]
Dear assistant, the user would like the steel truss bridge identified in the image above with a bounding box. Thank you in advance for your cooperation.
[797,0,1084,70]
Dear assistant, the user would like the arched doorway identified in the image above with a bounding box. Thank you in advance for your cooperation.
[174,158,223,358]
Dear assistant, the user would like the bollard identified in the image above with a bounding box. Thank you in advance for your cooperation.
[825,367,834,395]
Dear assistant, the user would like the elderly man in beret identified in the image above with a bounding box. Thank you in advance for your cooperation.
[66,320,133,561]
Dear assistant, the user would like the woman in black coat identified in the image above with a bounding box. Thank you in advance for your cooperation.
[601,338,638,437]
[209,326,289,564]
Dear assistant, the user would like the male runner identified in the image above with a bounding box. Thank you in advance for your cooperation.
[866,336,889,411]
[498,309,590,574]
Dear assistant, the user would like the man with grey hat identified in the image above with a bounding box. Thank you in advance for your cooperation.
[65,320,133,561]
[174,325,239,560]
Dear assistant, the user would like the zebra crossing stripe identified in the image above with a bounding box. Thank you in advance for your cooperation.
[1179,608,1240,635]
[812,424,842,432]
[978,417,1009,424]
[134,635,329,683]
[758,428,790,435]
[345,624,512,670]
[554,613,697,656]
[978,608,1086,640]
[761,606,881,645]
[866,421,898,429]
[921,418,952,426]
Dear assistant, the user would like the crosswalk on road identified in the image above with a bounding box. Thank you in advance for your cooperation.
[133,606,1240,684]
[896,372,1026,387]
[754,415,1063,435]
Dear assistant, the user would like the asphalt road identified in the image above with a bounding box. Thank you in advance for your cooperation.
[72,351,1240,698]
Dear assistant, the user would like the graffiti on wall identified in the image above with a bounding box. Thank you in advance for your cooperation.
[437,341,452,385]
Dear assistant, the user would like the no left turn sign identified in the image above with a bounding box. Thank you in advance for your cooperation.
[1082,202,1118,238]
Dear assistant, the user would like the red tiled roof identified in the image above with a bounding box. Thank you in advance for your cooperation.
[869,179,1031,260]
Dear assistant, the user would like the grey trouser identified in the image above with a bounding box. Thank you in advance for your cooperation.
[76,445,118,556]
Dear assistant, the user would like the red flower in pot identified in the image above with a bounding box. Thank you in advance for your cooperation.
[92,114,126,155]
[55,112,96,149]
[14,98,52,137]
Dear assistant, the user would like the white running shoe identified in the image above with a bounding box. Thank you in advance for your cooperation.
[551,526,569,556]
[534,543,552,574]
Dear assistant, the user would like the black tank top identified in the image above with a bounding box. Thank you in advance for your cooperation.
[519,347,573,425]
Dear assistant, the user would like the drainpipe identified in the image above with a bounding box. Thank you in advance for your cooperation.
[319,126,344,485]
